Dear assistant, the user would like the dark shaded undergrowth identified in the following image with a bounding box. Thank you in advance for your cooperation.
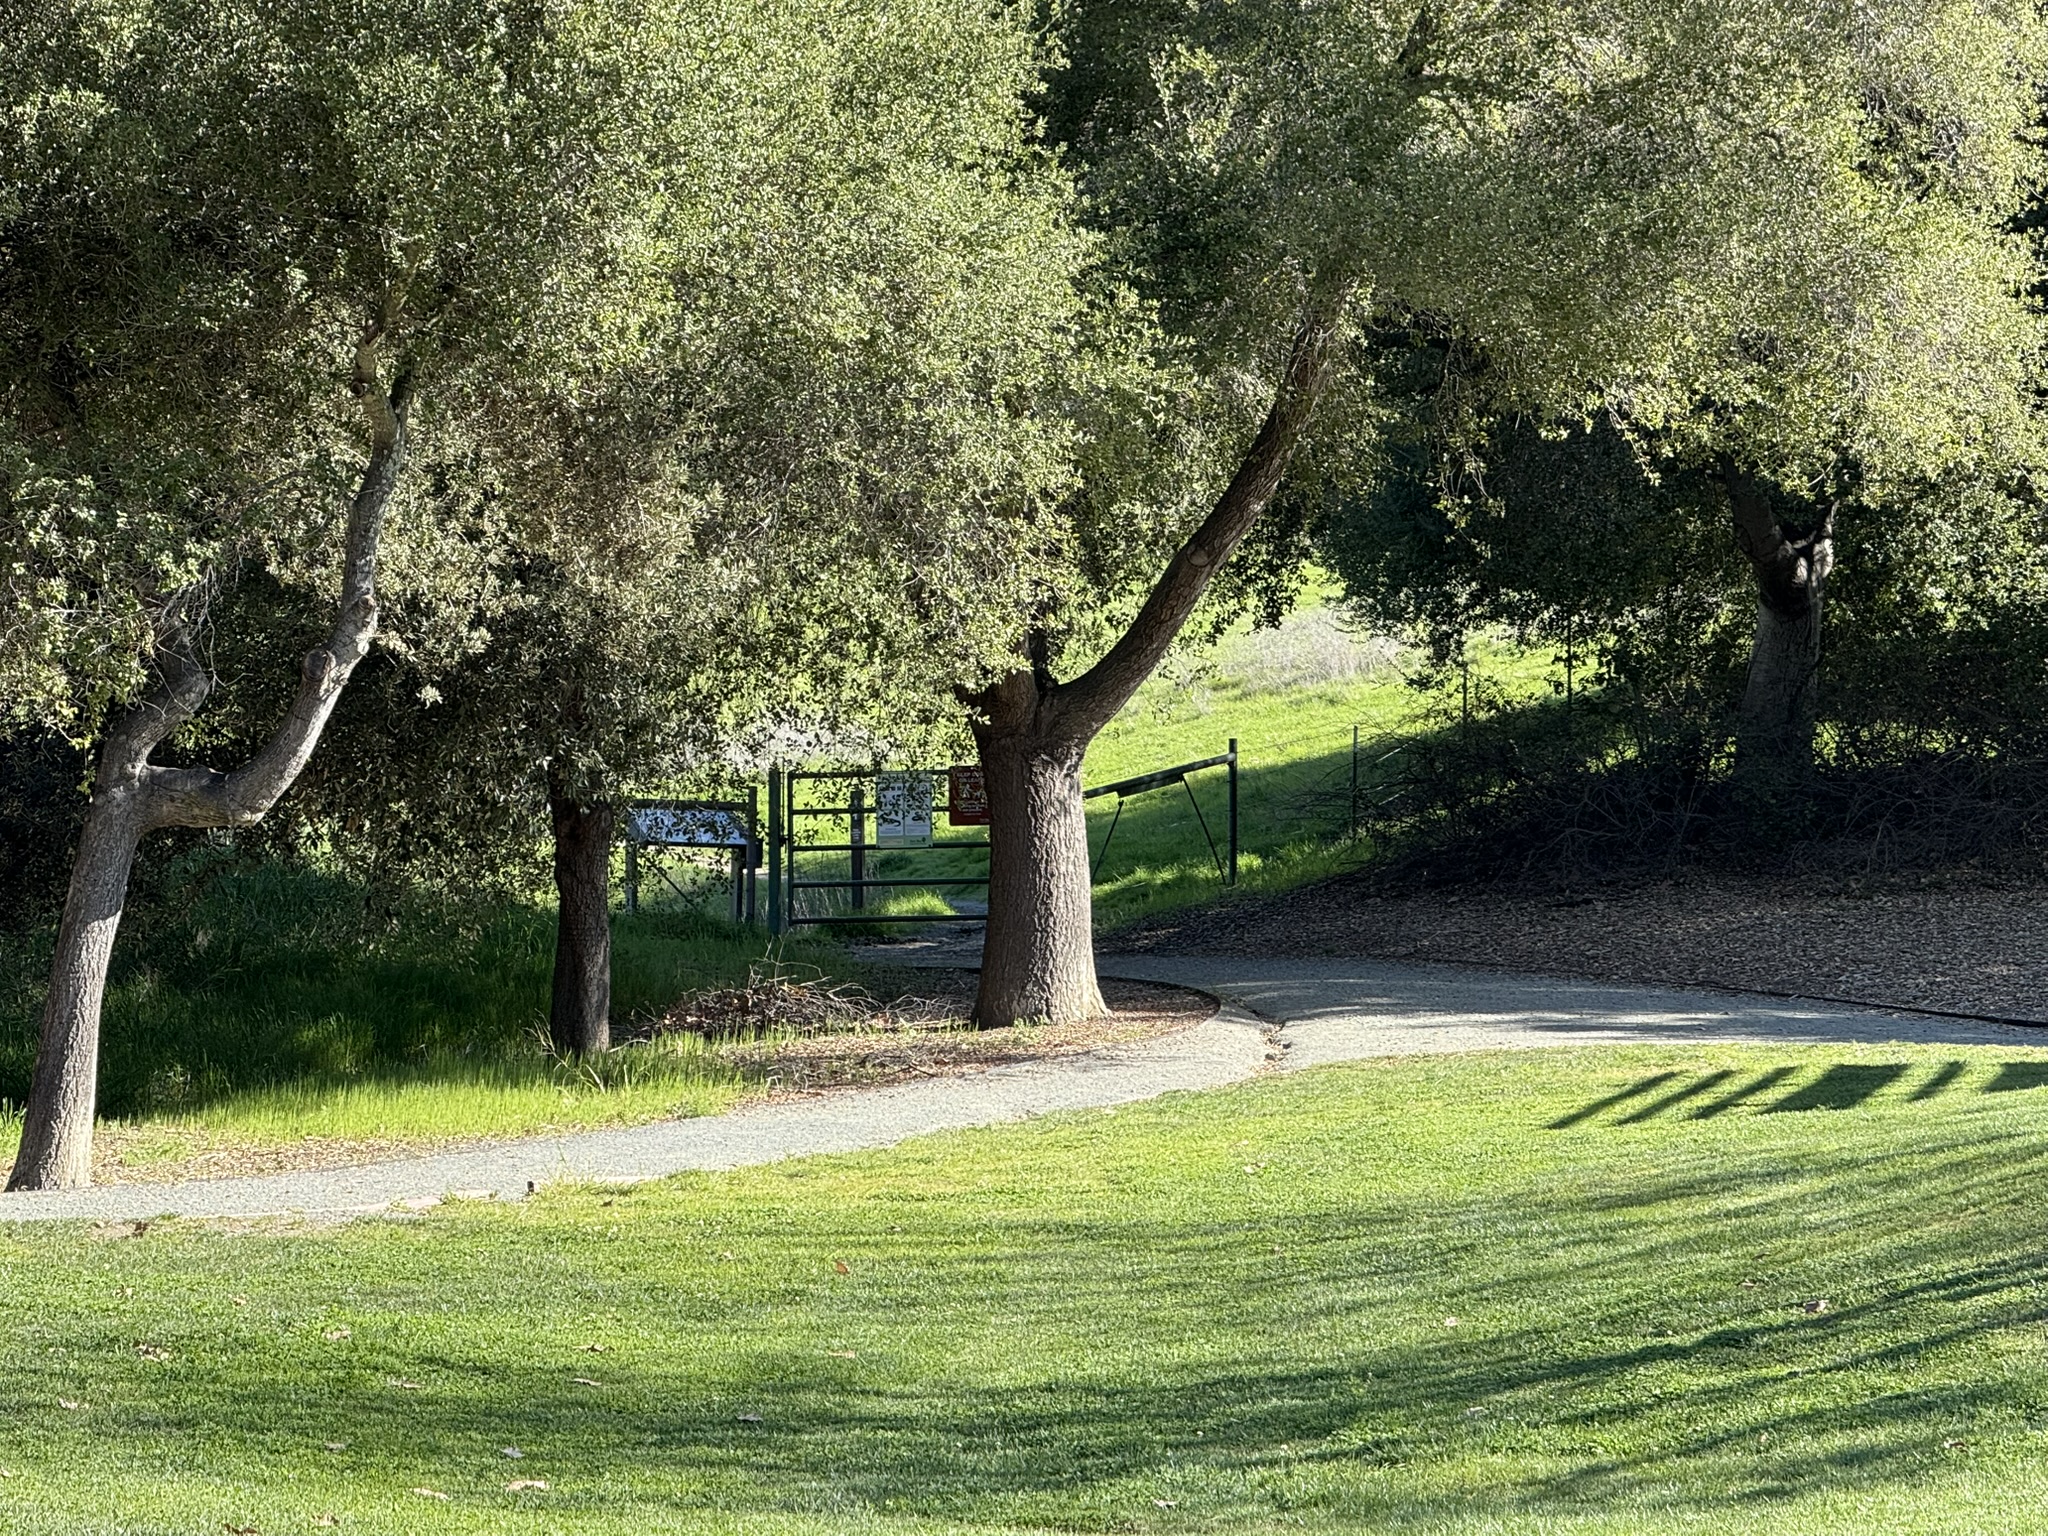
[0,851,831,1123]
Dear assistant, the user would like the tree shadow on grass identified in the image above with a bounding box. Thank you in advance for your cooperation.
[1763,1063,1910,1113]
[1545,1056,2038,1129]
[47,1134,2048,1532]
[1984,1061,2048,1094]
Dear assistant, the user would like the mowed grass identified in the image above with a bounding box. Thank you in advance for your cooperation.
[0,860,848,1173]
[7,1041,2048,1532]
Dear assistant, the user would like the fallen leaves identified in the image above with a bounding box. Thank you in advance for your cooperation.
[506,1479,550,1492]
[1443,1317,1460,1329]
[313,1517,339,1529]
[580,1342,610,1353]
[1800,1298,1831,1315]
[387,1377,423,1391]
[323,1442,348,1453]
[229,1295,248,1307]
[833,1260,851,1275]
[410,1487,448,1500]
[56,1398,86,1412]
[224,1523,259,1534]
[322,1327,352,1342]
[135,1343,171,1362]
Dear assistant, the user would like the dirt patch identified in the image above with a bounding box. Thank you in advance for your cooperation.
[56,973,1215,1187]
[1112,870,2048,1023]
[720,972,1214,1092]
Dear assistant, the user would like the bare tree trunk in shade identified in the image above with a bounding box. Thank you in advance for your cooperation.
[547,766,614,1056]
[1723,465,1832,788]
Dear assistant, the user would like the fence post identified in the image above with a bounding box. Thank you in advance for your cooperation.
[1227,737,1239,887]
[1350,724,1359,842]
[850,783,866,913]
[624,837,639,915]
[766,767,782,935]
[746,785,760,924]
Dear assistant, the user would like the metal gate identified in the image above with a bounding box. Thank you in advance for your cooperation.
[1085,739,1238,885]
[766,767,988,931]
[761,744,1240,933]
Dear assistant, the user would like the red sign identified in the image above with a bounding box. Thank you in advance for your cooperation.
[948,765,989,826]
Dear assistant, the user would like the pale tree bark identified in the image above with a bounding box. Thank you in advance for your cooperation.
[1723,465,1833,786]
[969,294,1347,1027]
[547,764,613,1056]
[7,329,409,1192]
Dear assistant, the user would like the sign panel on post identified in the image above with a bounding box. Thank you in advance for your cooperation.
[875,772,934,848]
[947,765,989,826]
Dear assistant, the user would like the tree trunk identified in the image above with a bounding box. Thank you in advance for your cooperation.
[548,771,613,1056]
[1723,466,1832,784]
[969,293,1347,1027]
[8,796,148,1189]
[972,678,1103,1027]
[6,326,408,1192]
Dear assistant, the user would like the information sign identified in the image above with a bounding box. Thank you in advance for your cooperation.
[875,772,934,847]
[947,765,989,826]
[626,805,751,848]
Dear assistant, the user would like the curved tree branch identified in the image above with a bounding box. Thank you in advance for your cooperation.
[1045,288,1350,743]
[144,331,411,829]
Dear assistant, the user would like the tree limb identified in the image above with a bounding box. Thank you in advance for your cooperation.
[1046,289,1350,744]
[1719,460,1833,620]
[144,331,411,829]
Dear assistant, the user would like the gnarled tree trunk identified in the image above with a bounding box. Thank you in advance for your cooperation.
[969,294,1346,1027]
[547,768,613,1056]
[1724,466,1833,786]
[7,334,408,1192]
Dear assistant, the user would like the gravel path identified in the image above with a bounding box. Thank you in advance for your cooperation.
[5,953,2043,1225]
[0,1007,1271,1225]
[1098,956,2048,1071]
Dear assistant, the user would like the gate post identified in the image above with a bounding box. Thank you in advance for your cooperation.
[1227,738,1239,887]
[746,785,760,925]
[850,784,866,913]
[766,767,783,935]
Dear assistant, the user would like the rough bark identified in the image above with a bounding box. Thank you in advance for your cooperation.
[970,295,1346,1027]
[1724,466,1832,784]
[547,768,614,1056]
[971,673,1104,1026]
[7,329,408,1192]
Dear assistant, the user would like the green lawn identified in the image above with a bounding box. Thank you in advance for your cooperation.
[6,1040,2048,1532]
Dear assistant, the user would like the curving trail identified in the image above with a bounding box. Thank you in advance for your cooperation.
[1,955,2038,1224]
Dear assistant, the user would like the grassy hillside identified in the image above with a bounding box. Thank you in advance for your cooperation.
[6,1040,2048,1531]
[829,601,1550,932]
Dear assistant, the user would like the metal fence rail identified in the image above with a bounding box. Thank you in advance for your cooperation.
[1084,738,1238,886]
